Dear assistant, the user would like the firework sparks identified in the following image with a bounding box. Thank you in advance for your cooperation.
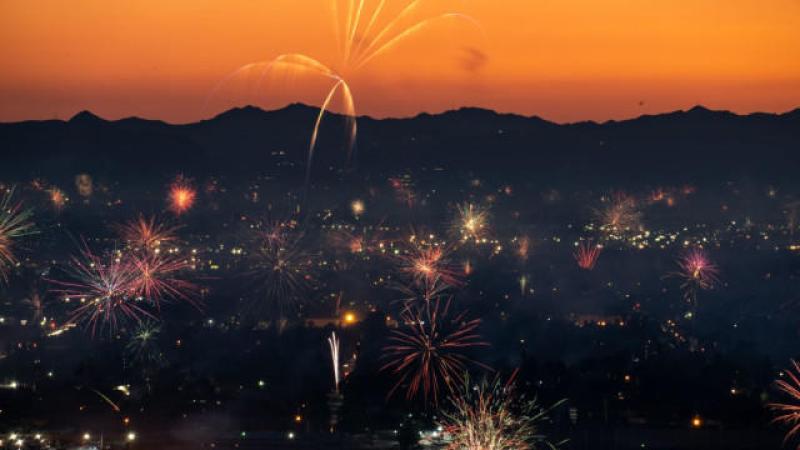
[130,252,199,309]
[675,248,720,306]
[213,1,478,190]
[454,202,490,242]
[596,193,642,236]
[168,176,196,215]
[48,187,67,210]
[54,246,152,335]
[328,331,341,393]
[574,241,602,270]
[248,224,316,319]
[126,321,166,367]
[769,360,800,447]
[440,372,565,450]
[117,215,180,250]
[381,298,489,404]
[0,187,36,283]
[397,242,462,289]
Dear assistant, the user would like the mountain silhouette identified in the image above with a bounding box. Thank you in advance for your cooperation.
[1,104,798,186]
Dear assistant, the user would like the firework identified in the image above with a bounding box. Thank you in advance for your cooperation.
[440,372,565,450]
[397,242,462,289]
[116,215,180,250]
[168,176,196,215]
[54,246,152,335]
[454,202,490,242]
[48,187,67,210]
[328,331,341,393]
[130,252,199,309]
[126,321,166,367]
[516,236,531,261]
[769,360,800,447]
[0,187,36,282]
[574,241,602,270]
[596,193,642,236]
[248,225,316,318]
[675,248,720,306]
[213,1,478,189]
[381,298,488,404]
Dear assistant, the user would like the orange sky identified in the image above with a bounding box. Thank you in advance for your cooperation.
[1,0,799,123]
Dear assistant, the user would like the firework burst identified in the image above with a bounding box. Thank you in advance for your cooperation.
[397,242,462,289]
[381,298,489,405]
[126,321,166,367]
[440,372,566,450]
[248,224,317,319]
[0,187,36,283]
[596,193,642,237]
[574,241,602,270]
[454,202,490,242]
[117,215,180,250]
[674,248,720,306]
[130,252,199,309]
[168,176,196,215]
[212,1,478,189]
[328,331,342,393]
[54,246,152,335]
[769,360,800,448]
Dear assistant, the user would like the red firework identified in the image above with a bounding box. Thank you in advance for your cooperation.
[574,241,602,270]
[130,252,199,308]
[398,243,463,289]
[381,298,489,405]
[168,176,196,215]
[769,360,800,447]
[116,214,180,249]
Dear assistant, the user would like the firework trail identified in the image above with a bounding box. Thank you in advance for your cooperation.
[328,331,341,393]
[116,215,180,250]
[168,176,196,215]
[769,360,800,448]
[381,298,489,405]
[673,248,720,307]
[574,241,602,270]
[0,187,36,283]
[211,0,480,192]
[439,371,566,450]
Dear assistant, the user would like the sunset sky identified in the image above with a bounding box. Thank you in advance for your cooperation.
[1,0,799,123]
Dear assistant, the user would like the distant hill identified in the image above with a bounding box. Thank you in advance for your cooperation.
[1,104,798,186]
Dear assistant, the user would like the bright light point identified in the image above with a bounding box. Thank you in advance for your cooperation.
[343,312,356,324]
[82,433,91,441]
[350,199,365,216]
[127,432,136,442]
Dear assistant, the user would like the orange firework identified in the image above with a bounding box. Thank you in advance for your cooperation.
[453,202,490,242]
[168,177,196,215]
[116,215,180,250]
[381,298,489,405]
[574,241,602,270]
[769,360,800,447]
[130,252,199,309]
[398,243,462,289]
[211,1,479,189]
[48,187,67,210]
[596,193,642,236]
